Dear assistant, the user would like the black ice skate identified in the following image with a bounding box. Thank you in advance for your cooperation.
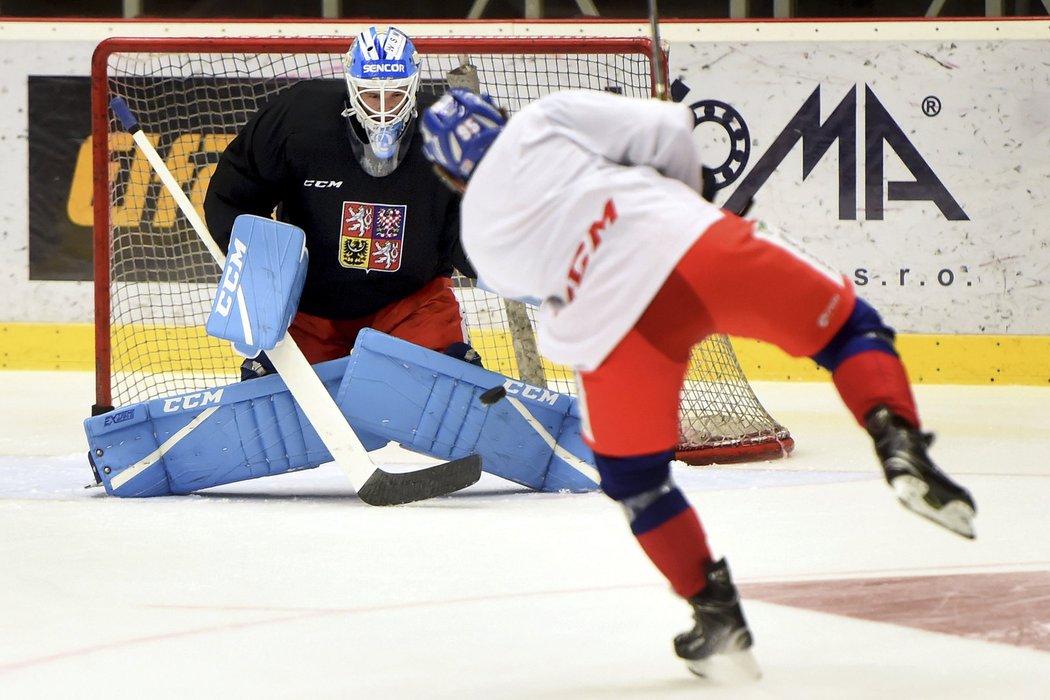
[674,558,761,681]
[865,405,977,539]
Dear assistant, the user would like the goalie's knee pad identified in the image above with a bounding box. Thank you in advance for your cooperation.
[84,358,361,497]
[337,329,597,492]
[594,450,688,535]
[810,297,898,372]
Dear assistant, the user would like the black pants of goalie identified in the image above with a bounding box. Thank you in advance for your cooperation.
[674,558,759,679]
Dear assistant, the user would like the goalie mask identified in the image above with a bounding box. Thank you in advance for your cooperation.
[420,88,506,190]
[341,26,421,177]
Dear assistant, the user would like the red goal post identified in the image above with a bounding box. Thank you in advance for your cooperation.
[91,34,793,464]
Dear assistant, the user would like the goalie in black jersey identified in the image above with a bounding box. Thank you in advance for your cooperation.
[205,25,477,378]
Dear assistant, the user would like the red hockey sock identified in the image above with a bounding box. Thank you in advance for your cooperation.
[832,350,919,428]
[635,507,712,598]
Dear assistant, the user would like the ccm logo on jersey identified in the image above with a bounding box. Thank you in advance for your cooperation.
[362,63,407,74]
[565,198,617,302]
[162,389,224,413]
[304,180,343,188]
[214,238,247,317]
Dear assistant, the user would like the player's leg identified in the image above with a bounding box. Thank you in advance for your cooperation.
[670,215,925,426]
[578,327,710,600]
[815,298,974,537]
[679,216,974,537]
[577,274,757,679]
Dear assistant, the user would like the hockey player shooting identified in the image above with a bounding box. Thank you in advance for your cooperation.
[204,25,479,377]
[419,88,977,679]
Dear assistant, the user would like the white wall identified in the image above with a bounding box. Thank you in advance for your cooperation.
[3,19,1048,335]
[669,32,1050,334]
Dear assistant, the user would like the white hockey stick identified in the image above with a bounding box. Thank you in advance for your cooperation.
[109,97,481,506]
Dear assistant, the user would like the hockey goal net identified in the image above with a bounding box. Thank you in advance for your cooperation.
[91,35,793,464]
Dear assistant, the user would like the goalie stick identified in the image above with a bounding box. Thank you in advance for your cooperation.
[109,97,482,506]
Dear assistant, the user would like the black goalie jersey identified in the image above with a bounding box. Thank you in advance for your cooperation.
[204,81,469,320]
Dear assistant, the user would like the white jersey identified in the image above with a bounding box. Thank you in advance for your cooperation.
[461,90,725,371]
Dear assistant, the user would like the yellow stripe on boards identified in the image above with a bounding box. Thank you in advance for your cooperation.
[2,323,1048,385]
[1,323,239,374]
[1,323,95,371]
[729,336,1050,385]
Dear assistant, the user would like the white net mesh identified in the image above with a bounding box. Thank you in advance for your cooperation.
[94,37,792,463]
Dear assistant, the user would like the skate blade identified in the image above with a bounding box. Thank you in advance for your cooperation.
[685,648,762,683]
[893,475,976,540]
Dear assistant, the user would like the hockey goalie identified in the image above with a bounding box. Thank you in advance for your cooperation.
[84,215,599,501]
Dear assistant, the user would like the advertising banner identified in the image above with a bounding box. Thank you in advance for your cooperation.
[2,21,1048,380]
[670,39,1050,334]
[28,75,93,281]
[0,37,98,325]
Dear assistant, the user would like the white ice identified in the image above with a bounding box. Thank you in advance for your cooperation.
[0,371,1048,699]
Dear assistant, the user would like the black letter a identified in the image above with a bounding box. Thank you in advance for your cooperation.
[865,86,968,221]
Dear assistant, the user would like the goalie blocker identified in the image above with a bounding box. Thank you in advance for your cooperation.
[84,329,598,497]
[204,214,308,359]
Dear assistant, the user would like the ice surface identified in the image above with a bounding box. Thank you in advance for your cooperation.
[0,371,1048,698]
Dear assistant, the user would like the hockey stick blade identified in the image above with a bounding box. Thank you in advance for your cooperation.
[356,454,482,506]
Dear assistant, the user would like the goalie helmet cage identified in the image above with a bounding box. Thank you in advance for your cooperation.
[91,35,793,465]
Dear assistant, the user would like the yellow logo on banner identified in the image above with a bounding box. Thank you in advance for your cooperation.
[66,132,235,228]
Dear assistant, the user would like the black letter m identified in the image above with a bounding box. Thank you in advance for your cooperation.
[725,85,856,219]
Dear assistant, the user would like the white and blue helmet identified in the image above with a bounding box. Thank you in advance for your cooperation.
[421,88,506,186]
[342,26,421,175]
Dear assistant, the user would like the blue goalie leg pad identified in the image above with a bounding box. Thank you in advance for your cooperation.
[335,329,599,492]
[84,358,388,497]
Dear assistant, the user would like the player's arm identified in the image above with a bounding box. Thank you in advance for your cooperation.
[417,92,478,281]
[542,90,704,193]
[203,97,290,253]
